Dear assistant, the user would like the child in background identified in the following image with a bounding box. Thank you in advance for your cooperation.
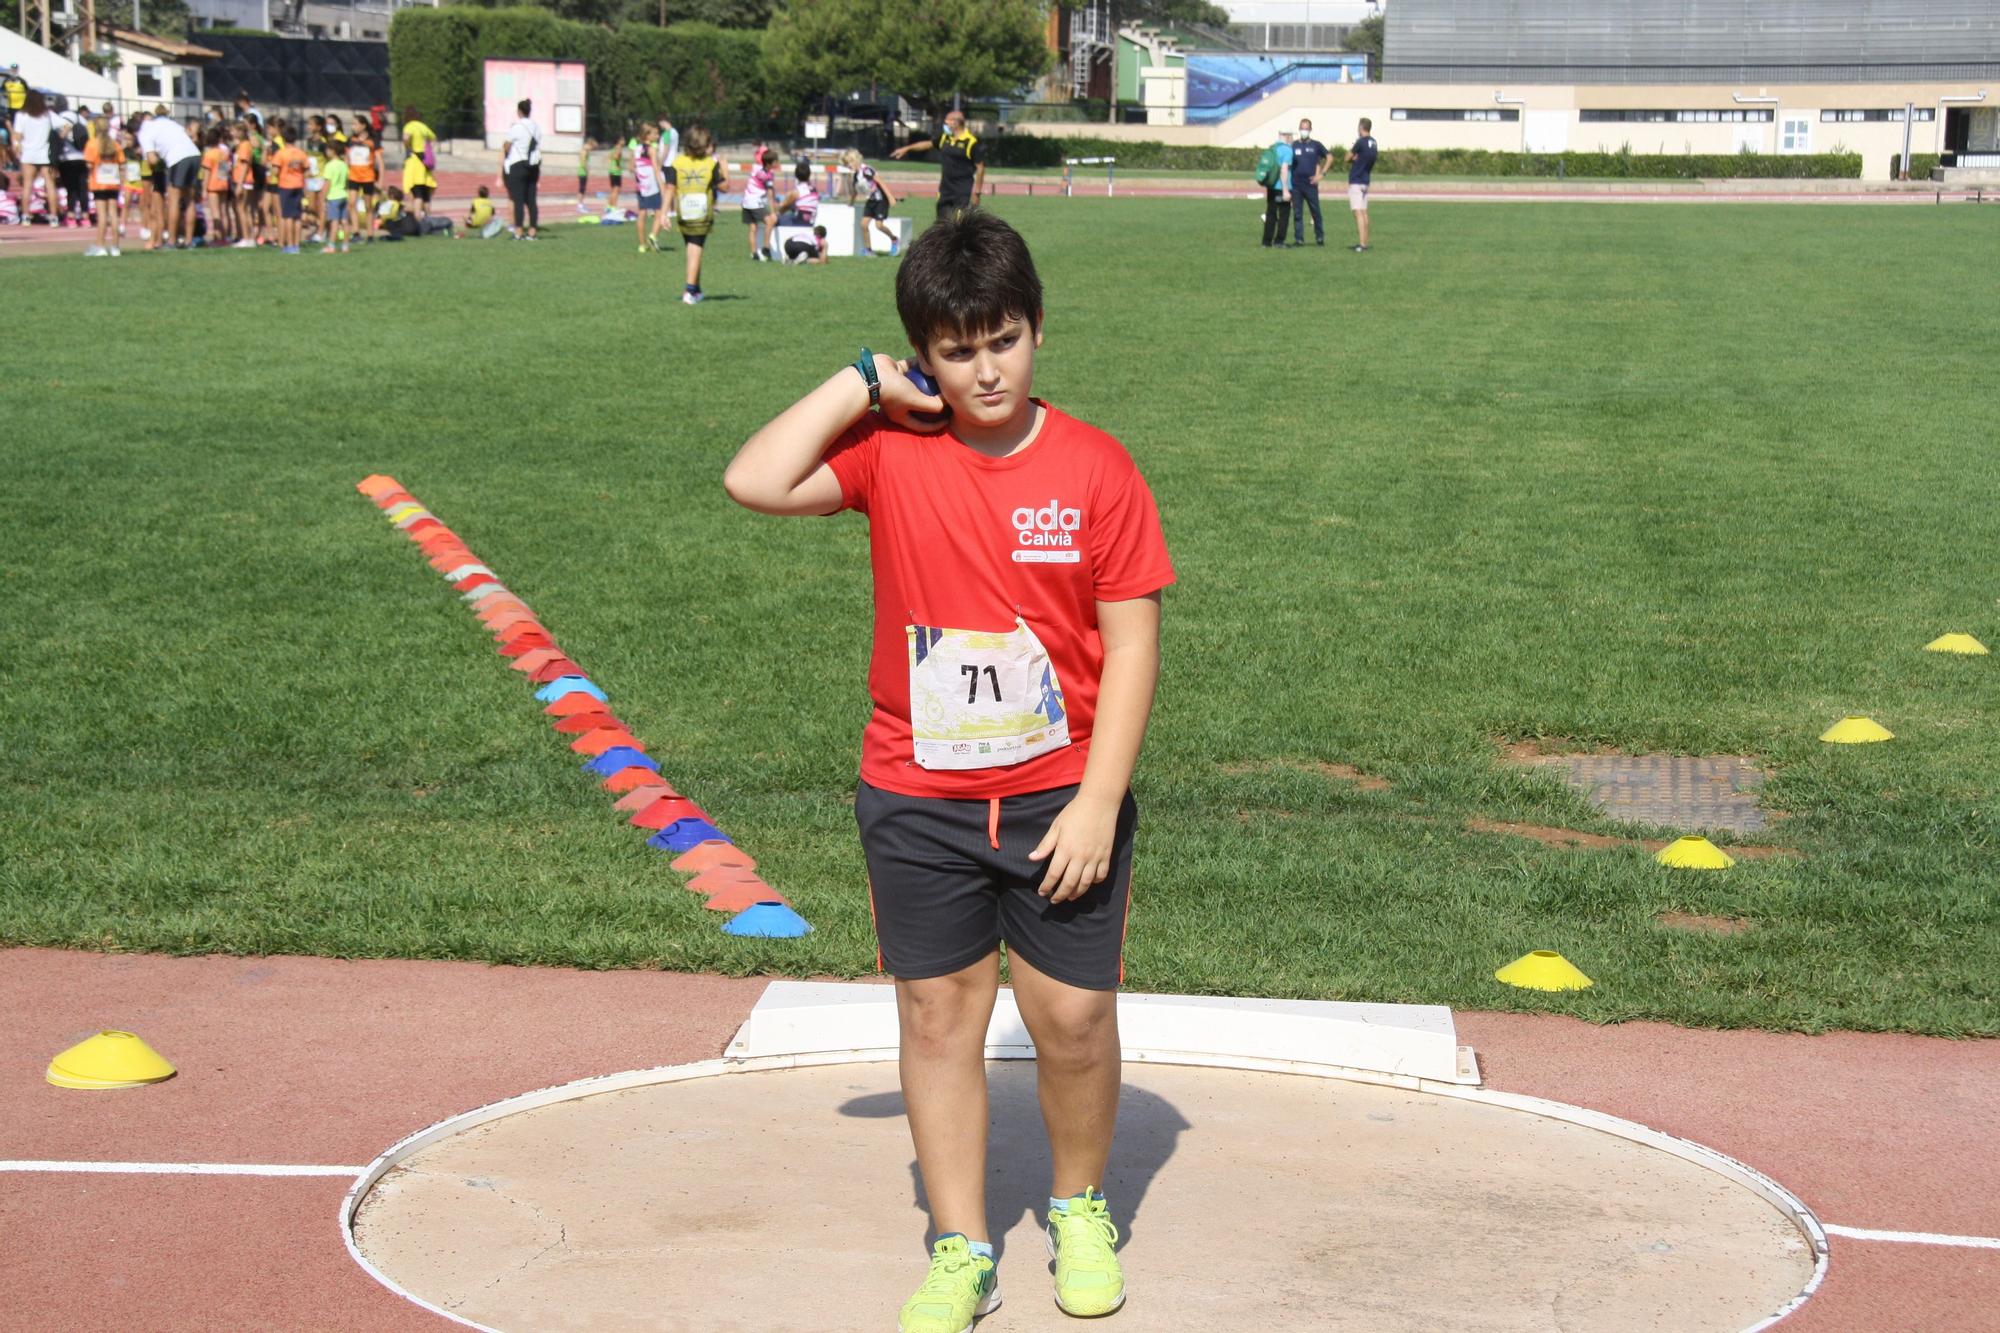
[319,141,350,253]
[375,183,417,239]
[202,126,233,245]
[82,117,124,256]
[304,136,325,240]
[346,126,380,240]
[230,122,258,247]
[630,125,663,255]
[843,148,901,257]
[742,147,776,261]
[782,223,827,265]
[774,158,819,228]
[605,135,624,211]
[270,121,310,254]
[663,124,726,305]
[462,184,497,238]
[576,137,594,204]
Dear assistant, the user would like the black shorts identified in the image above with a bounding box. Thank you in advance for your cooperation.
[936,195,971,221]
[352,179,378,196]
[410,183,433,202]
[92,188,120,202]
[166,157,201,190]
[856,781,1137,991]
[863,196,889,220]
[278,187,303,218]
[741,205,769,226]
[681,230,706,247]
[608,173,622,188]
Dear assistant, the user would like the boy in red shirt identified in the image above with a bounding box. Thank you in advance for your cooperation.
[725,212,1172,1333]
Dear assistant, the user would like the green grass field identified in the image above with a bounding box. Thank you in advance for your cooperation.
[3,198,1996,1035]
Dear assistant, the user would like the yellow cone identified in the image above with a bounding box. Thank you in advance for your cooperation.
[1820,716,1894,744]
[384,503,423,523]
[1495,950,1593,992]
[1655,835,1735,870]
[46,1031,176,1090]
[1924,633,1989,656]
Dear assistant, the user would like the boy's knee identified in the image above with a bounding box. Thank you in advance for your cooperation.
[1031,997,1117,1066]
[898,972,992,1048]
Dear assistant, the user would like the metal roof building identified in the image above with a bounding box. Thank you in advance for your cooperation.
[1384,0,2000,84]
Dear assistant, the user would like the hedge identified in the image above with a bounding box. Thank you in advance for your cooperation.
[389,8,766,140]
[1890,153,1941,179]
[986,135,1865,180]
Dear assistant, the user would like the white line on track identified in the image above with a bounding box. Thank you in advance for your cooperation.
[2,1160,364,1176]
[1824,1223,2000,1250]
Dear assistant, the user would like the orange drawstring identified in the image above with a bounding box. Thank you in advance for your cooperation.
[987,798,1001,851]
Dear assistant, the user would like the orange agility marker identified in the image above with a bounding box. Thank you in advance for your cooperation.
[702,877,784,913]
[545,693,609,718]
[501,634,556,657]
[530,658,584,683]
[511,650,564,676]
[631,796,711,829]
[673,842,757,874]
[612,783,678,811]
[573,727,640,756]
[553,711,620,735]
[601,766,663,793]
[357,475,401,497]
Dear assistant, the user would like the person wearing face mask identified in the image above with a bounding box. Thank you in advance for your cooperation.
[1288,117,1330,247]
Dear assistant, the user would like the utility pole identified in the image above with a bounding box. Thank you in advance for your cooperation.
[22,0,52,48]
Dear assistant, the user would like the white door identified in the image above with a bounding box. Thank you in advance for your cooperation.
[1779,115,1812,154]
[1733,122,1766,153]
[1525,110,1570,153]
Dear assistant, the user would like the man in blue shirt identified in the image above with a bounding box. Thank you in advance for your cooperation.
[1260,128,1292,248]
[1347,117,1378,252]
[1288,118,1330,246]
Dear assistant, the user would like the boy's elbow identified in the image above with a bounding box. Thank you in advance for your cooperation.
[721,460,759,509]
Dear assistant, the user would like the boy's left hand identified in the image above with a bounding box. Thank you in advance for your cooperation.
[1028,794,1120,904]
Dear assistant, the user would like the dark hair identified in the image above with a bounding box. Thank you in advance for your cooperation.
[22,90,46,117]
[1359,117,1373,131]
[517,99,532,117]
[795,160,812,182]
[894,210,1043,351]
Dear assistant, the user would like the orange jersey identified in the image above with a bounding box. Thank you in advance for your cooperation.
[83,140,126,191]
[232,140,254,187]
[345,138,379,184]
[204,146,231,192]
[273,144,310,191]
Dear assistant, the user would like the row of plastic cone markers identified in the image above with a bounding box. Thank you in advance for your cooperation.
[1647,639,1987,873]
[355,475,811,940]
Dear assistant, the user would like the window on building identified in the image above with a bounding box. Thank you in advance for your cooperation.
[1580,109,1773,123]
[1392,108,1520,122]
[362,28,383,38]
[1821,108,1935,122]
[136,65,162,98]
[173,68,200,101]
[1780,116,1811,152]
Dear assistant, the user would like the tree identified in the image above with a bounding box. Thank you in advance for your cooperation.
[765,0,1049,115]
[1342,13,1383,62]
[1126,0,1228,26]
[98,0,195,39]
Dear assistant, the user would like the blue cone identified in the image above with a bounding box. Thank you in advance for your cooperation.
[647,819,729,851]
[724,901,812,938]
[584,746,658,776]
[536,676,606,704]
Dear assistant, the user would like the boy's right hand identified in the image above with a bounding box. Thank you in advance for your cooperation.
[873,355,949,432]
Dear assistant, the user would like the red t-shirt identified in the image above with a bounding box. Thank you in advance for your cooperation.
[825,401,1175,798]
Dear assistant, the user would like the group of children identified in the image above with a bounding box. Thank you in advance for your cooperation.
[1,105,475,255]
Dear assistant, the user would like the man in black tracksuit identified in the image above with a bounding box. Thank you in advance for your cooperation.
[890,108,987,221]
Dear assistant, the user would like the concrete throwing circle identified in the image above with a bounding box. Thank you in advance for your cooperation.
[347,1057,1819,1333]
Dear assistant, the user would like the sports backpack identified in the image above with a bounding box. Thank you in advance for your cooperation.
[1254,145,1279,188]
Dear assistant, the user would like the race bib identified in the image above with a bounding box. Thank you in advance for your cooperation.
[347,144,370,167]
[95,163,121,185]
[123,161,141,182]
[907,617,1070,771]
[677,192,709,222]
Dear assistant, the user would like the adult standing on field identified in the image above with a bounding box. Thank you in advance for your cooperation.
[889,108,985,222]
[401,107,438,218]
[1347,117,1377,252]
[501,98,542,240]
[11,90,57,223]
[136,106,203,248]
[1289,117,1330,246]
[1259,127,1292,248]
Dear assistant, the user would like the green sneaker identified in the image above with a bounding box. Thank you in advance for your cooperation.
[899,1234,1001,1333]
[1045,1189,1125,1317]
